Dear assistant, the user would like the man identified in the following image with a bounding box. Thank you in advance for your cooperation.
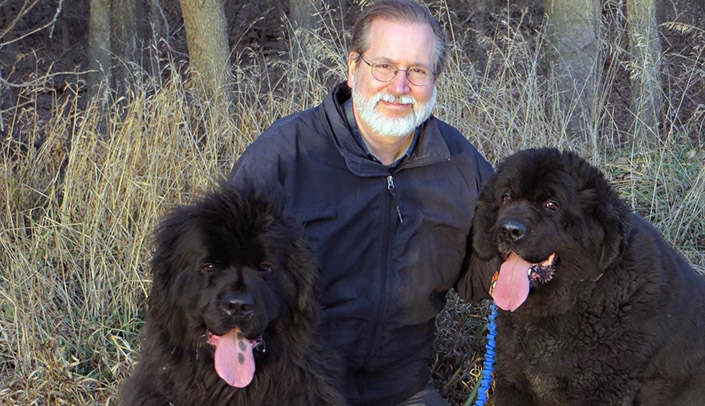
[228,0,493,404]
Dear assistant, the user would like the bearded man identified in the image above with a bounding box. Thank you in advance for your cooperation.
[228,1,493,404]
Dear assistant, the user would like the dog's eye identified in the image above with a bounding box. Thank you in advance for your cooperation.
[501,192,511,205]
[200,263,218,273]
[258,261,274,273]
[545,200,558,210]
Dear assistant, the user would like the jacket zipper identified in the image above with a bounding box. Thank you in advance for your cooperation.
[387,175,403,223]
[360,175,401,375]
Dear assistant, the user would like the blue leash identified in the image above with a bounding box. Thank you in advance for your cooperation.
[473,301,497,406]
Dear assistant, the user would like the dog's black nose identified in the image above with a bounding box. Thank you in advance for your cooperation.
[220,292,254,317]
[500,220,526,242]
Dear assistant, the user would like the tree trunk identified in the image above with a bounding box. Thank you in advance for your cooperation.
[111,0,138,95]
[626,0,663,147]
[545,0,602,141]
[88,0,111,103]
[468,0,488,74]
[287,0,323,104]
[178,0,233,109]
[289,0,319,30]
[148,0,167,77]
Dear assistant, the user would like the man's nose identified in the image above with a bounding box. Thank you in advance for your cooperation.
[388,69,411,93]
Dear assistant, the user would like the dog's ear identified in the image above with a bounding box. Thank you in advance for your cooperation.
[471,175,500,260]
[568,152,631,270]
[457,248,501,301]
[150,206,197,283]
[290,241,318,315]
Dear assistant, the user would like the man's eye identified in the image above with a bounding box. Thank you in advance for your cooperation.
[375,63,393,70]
[410,67,427,75]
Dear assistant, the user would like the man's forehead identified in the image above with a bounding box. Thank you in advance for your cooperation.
[364,19,435,65]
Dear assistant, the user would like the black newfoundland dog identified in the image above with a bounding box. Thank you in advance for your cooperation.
[470,148,705,405]
[120,187,344,406]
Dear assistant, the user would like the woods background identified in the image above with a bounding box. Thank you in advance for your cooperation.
[1,0,704,404]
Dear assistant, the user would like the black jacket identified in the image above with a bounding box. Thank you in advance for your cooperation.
[228,82,493,405]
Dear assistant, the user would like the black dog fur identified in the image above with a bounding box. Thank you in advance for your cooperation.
[120,187,344,406]
[471,148,705,405]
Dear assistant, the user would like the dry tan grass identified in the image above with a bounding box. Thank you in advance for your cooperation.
[1,5,703,406]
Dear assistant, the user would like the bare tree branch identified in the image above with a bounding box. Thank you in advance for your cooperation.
[0,0,64,48]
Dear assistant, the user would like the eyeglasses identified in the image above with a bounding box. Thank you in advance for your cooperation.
[358,55,434,86]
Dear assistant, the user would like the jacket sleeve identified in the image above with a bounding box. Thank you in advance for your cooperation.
[227,147,276,191]
[226,123,290,199]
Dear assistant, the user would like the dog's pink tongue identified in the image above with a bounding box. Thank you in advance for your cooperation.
[492,252,531,312]
[212,328,255,388]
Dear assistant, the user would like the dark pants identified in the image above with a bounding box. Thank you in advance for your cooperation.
[396,381,450,406]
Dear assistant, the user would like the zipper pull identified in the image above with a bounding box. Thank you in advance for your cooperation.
[387,175,403,223]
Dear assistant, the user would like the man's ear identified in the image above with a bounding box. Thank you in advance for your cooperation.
[346,52,359,88]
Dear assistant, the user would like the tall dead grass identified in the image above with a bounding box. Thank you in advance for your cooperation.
[1,4,703,405]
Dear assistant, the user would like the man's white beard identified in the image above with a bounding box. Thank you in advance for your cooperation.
[352,73,437,138]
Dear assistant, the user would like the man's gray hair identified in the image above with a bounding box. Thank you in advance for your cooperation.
[348,0,448,77]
